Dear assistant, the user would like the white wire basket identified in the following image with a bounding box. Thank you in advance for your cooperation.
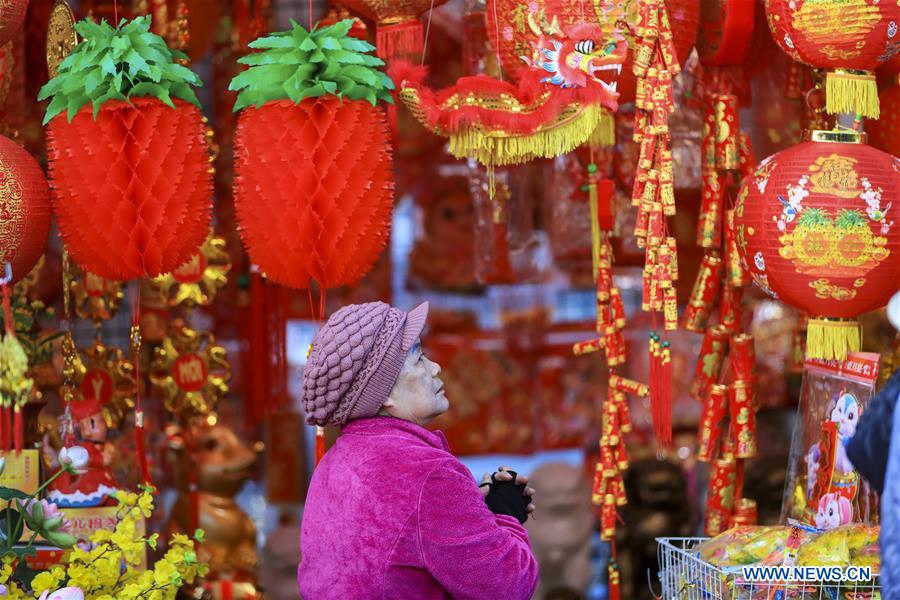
[656,537,881,600]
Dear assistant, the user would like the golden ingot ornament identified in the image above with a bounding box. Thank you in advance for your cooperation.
[62,340,136,429]
[150,320,231,417]
[151,232,231,308]
[68,261,124,326]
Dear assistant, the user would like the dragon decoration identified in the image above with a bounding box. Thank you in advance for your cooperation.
[391,7,626,169]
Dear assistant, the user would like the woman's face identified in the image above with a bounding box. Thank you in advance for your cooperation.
[385,341,448,426]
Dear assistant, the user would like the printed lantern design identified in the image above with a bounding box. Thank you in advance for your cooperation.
[0,0,28,47]
[47,98,213,280]
[867,83,900,157]
[151,231,231,308]
[734,132,900,360]
[68,262,124,326]
[338,0,450,59]
[150,320,231,417]
[0,135,51,286]
[62,340,137,429]
[765,0,900,118]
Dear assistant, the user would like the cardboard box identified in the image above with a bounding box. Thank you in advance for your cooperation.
[62,506,146,568]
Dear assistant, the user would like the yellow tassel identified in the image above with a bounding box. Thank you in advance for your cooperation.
[806,317,861,361]
[826,70,879,119]
[589,177,600,280]
[446,104,605,166]
[588,109,615,147]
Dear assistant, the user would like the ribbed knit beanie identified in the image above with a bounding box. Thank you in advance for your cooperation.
[301,301,429,427]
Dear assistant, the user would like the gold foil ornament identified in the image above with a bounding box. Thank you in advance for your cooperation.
[151,232,231,308]
[68,262,124,327]
[62,339,136,429]
[150,320,231,417]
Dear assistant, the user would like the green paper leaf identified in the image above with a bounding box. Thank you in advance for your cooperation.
[231,18,394,109]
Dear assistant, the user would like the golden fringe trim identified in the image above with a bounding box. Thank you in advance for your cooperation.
[589,109,615,147]
[447,104,605,166]
[826,70,879,119]
[806,317,861,361]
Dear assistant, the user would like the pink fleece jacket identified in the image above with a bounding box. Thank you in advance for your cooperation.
[297,417,538,599]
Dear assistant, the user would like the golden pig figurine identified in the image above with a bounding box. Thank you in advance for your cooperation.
[168,416,259,585]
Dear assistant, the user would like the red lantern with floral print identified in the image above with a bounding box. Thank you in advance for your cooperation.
[765,0,900,118]
[0,135,50,285]
[338,0,449,59]
[734,130,900,361]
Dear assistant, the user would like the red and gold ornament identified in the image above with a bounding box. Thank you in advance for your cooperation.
[338,0,449,59]
[68,262,124,327]
[735,130,900,360]
[62,339,136,430]
[151,231,231,308]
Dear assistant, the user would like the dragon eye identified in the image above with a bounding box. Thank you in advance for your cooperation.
[575,40,595,54]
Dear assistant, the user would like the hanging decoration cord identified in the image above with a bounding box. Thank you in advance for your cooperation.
[129,285,152,487]
[420,0,437,65]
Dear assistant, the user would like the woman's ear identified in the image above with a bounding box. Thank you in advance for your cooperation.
[381,397,396,409]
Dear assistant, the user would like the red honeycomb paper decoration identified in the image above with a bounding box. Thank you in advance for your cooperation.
[0,135,50,285]
[734,132,900,359]
[46,98,212,280]
[234,97,394,290]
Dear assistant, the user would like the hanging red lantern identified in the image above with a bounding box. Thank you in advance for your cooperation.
[486,0,698,102]
[338,0,450,59]
[866,80,900,156]
[41,17,212,280]
[734,130,900,360]
[0,0,28,47]
[765,0,900,119]
[231,20,394,290]
[0,135,50,285]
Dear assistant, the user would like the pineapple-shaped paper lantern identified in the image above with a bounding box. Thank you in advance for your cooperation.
[230,19,394,290]
[734,130,900,360]
[765,0,900,118]
[39,16,212,280]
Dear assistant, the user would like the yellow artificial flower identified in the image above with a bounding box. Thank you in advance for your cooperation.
[31,571,62,595]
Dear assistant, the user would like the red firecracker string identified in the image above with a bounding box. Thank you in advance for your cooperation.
[130,286,152,487]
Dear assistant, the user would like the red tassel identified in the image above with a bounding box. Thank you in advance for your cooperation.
[134,414,152,486]
[608,560,621,600]
[649,333,673,450]
[376,20,423,60]
[3,406,10,452]
[315,426,326,466]
[13,406,22,454]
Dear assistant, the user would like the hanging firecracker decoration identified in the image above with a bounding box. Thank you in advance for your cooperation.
[39,16,212,281]
[231,20,394,291]
[735,130,900,360]
[151,231,231,308]
[150,319,231,417]
[61,340,136,430]
[393,9,627,168]
[338,0,449,60]
[68,262,124,328]
[593,0,699,103]
[0,0,28,47]
[765,0,900,119]
[0,135,51,286]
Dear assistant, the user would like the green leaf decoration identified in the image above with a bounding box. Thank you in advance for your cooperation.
[230,19,394,111]
[38,15,202,125]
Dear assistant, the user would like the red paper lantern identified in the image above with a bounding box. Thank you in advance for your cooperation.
[0,0,27,47]
[486,0,699,102]
[0,135,50,284]
[734,131,900,360]
[696,0,755,67]
[338,0,450,59]
[765,0,900,118]
[47,98,212,280]
[866,82,900,156]
[234,97,394,290]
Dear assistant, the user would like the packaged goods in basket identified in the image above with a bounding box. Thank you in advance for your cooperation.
[796,524,880,570]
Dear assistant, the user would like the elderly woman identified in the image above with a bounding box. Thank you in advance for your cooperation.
[297,301,538,599]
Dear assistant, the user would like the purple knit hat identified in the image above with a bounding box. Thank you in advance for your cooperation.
[301,301,429,427]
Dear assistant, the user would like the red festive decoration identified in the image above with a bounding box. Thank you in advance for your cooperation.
[0,0,28,47]
[0,135,50,285]
[735,131,900,360]
[338,0,450,59]
[47,98,212,280]
[696,0,755,67]
[486,0,697,103]
[234,97,393,290]
[765,0,900,118]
